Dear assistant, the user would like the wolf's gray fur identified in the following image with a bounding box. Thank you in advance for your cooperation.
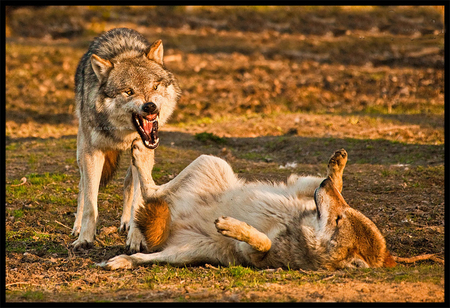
[102,145,396,270]
[72,28,180,252]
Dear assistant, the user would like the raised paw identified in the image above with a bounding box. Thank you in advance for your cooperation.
[326,148,347,192]
[328,148,347,171]
[99,254,135,270]
[131,138,144,152]
[131,138,148,167]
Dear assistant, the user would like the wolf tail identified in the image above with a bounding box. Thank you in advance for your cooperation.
[135,197,171,250]
[100,150,121,187]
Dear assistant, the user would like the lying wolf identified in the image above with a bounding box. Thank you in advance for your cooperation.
[102,142,396,270]
[72,28,181,252]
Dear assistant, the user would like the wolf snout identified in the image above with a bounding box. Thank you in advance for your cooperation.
[142,102,158,115]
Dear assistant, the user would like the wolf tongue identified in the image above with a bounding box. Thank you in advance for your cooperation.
[143,119,153,136]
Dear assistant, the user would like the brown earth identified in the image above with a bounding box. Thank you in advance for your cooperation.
[4,5,446,303]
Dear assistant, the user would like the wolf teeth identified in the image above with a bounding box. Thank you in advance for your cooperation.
[142,118,157,124]
[144,138,159,147]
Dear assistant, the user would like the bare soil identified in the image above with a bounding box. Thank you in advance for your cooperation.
[4,5,445,303]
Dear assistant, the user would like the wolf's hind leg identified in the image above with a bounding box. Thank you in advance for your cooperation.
[215,216,271,252]
[120,165,133,232]
[326,148,347,192]
[72,175,84,236]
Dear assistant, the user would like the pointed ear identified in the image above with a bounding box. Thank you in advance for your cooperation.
[314,178,347,212]
[91,54,113,83]
[383,251,396,267]
[147,39,164,65]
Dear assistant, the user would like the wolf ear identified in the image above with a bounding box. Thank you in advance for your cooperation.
[91,54,113,83]
[147,39,164,66]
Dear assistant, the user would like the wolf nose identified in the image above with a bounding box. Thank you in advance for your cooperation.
[142,102,157,114]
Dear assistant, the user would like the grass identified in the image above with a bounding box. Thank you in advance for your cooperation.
[6,263,443,302]
[6,172,73,203]
[5,5,444,302]
[194,132,226,144]
[21,291,45,301]
[6,230,68,255]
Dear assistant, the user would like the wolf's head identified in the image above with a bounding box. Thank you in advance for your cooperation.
[313,178,396,269]
[91,39,181,149]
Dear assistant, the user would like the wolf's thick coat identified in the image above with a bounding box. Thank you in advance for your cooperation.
[73,28,180,252]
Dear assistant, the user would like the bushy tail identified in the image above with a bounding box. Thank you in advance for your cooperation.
[135,197,171,251]
[100,150,121,187]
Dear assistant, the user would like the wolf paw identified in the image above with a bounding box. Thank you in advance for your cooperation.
[119,221,130,233]
[126,226,148,253]
[215,216,244,239]
[131,138,145,166]
[119,214,131,233]
[71,225,81,237]
[71,238,94,252]
[100,255,135,270]
[328,148,347,170]
[327,148,347,192]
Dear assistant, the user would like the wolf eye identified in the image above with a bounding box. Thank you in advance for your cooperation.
[336,215,342,225]
[153,84,159,91]
[124,89,134,96]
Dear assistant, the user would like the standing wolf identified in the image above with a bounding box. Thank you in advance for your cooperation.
[72,28,181,252]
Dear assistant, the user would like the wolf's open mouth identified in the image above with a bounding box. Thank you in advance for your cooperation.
[132,113,159,149]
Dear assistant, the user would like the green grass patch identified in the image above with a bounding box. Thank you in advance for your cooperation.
[194,132,226,144]
[21,290,45,301]
[6,230,67,255]
[5,142,20,151]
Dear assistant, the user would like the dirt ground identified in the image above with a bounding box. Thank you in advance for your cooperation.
[4,5,446,303]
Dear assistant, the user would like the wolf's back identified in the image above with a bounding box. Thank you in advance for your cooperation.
[84,28,150,60]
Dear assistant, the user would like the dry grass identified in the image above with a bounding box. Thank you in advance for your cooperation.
[5,5,445,302]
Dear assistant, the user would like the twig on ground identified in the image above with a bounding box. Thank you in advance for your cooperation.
[6,282,41,287]
[54,220,72,231]
[205,263,219,270]
[95,238,106,247]
[10,177,27,187]
[322,274,336,281]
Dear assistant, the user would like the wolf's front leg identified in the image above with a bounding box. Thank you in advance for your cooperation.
[215,216,272,252]
[100,252,163,270]
[126,139,158,253]
[72,149,105,250]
